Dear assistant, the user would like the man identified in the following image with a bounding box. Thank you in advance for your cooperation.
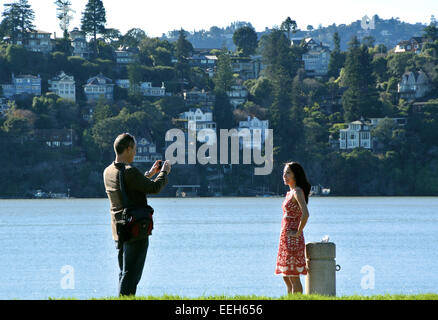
[103,133,171,296]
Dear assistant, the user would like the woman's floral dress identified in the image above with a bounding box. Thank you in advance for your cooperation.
[275,189,308,277]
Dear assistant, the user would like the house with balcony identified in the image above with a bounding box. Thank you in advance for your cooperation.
[189,54,218,69]
[134,136,163,163]
[84,73,114,103]
[178,108,217,145]
[237,116,270,150]
[227,82,248,109]
[5,29,54,54]
[140,82,166,97]
[339,118,372,150]
[114,46,139,65]
[301,38,330,77]
[398,70,431,101]
[230,55,264,80]
[27,30,53,54]
[48,71,76,102]
[115,79,130,89]
[1,74,42,98]
[115,80,166,97]
[183,88,216,108]
[394,37,427,54]
[33,129,78,148]
[70,28,92,59]
[339,117,407,151]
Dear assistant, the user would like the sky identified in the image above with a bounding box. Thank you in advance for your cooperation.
[2,0,437,37]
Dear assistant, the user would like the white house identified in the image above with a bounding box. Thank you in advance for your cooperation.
[1,74,42,98]
[70,28,92,59]
[114,46,139,65]
[48,71,76,102]
[5,29,53,54]
[115,80,166,97]
[238,116,269,150]
[84,73,114,103]
[339,118,372,150]
[134,137,162,163]
[394,37,426,54]
[140,82,166,97]
[301,38,331,77]
[398,70,431,100]
[115,79,130,89]
[33,129,78,148]
[227,83,248,109]
[179,108,217,144]
[339,117,408,150]
[183,88,216,108]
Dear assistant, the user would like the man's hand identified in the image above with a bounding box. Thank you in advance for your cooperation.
[161,160,172,174]
[149,161,162,176]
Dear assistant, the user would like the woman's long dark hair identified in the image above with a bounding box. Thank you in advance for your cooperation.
[286,162,311,204]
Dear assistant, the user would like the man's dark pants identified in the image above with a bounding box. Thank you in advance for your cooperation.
[117,237,149,296]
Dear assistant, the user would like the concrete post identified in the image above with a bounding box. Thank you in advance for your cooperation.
[305,242,338,296]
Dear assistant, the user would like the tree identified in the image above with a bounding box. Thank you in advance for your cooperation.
[342,36,382,121]
[121,28,146,48]
[81,0,106,56]
[175,29,193,92]
[175,29,193,60]
[232,26,258,56]
[269,71,294,163]
[102,28,122,46]
[387,51,416,78]
[213,90,234,130]
[260,28,301,80]
[372,55,388,82]
[423,24,438,42]
[5,44,29,74]
[152,47,172,66]
[328,32,346,78]
[371,118,397,150]
[248,77,274,107]
[93,98,115,123]
[2,106,36,143]
[362,36,375,48]
[280,17,297,43]
[138,37,173,66]
[55,0,75,39]
[2,0,35,43]
[213,53,233,92]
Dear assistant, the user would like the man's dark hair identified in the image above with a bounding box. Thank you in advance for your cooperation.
[114,133,136,155]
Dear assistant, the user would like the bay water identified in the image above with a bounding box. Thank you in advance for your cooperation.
[0,197,437,299]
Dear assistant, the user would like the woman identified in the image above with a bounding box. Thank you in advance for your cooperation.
[275,162,311,294]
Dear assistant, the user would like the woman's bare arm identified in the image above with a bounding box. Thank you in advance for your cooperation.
[294,188,310,236]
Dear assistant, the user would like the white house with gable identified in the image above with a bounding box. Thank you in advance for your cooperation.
[339,117,407,150]
[238,116,270,150]
[48,71,76,102]
[179,108,217,145]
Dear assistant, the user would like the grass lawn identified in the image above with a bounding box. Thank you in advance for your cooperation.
[51,293,438,300]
